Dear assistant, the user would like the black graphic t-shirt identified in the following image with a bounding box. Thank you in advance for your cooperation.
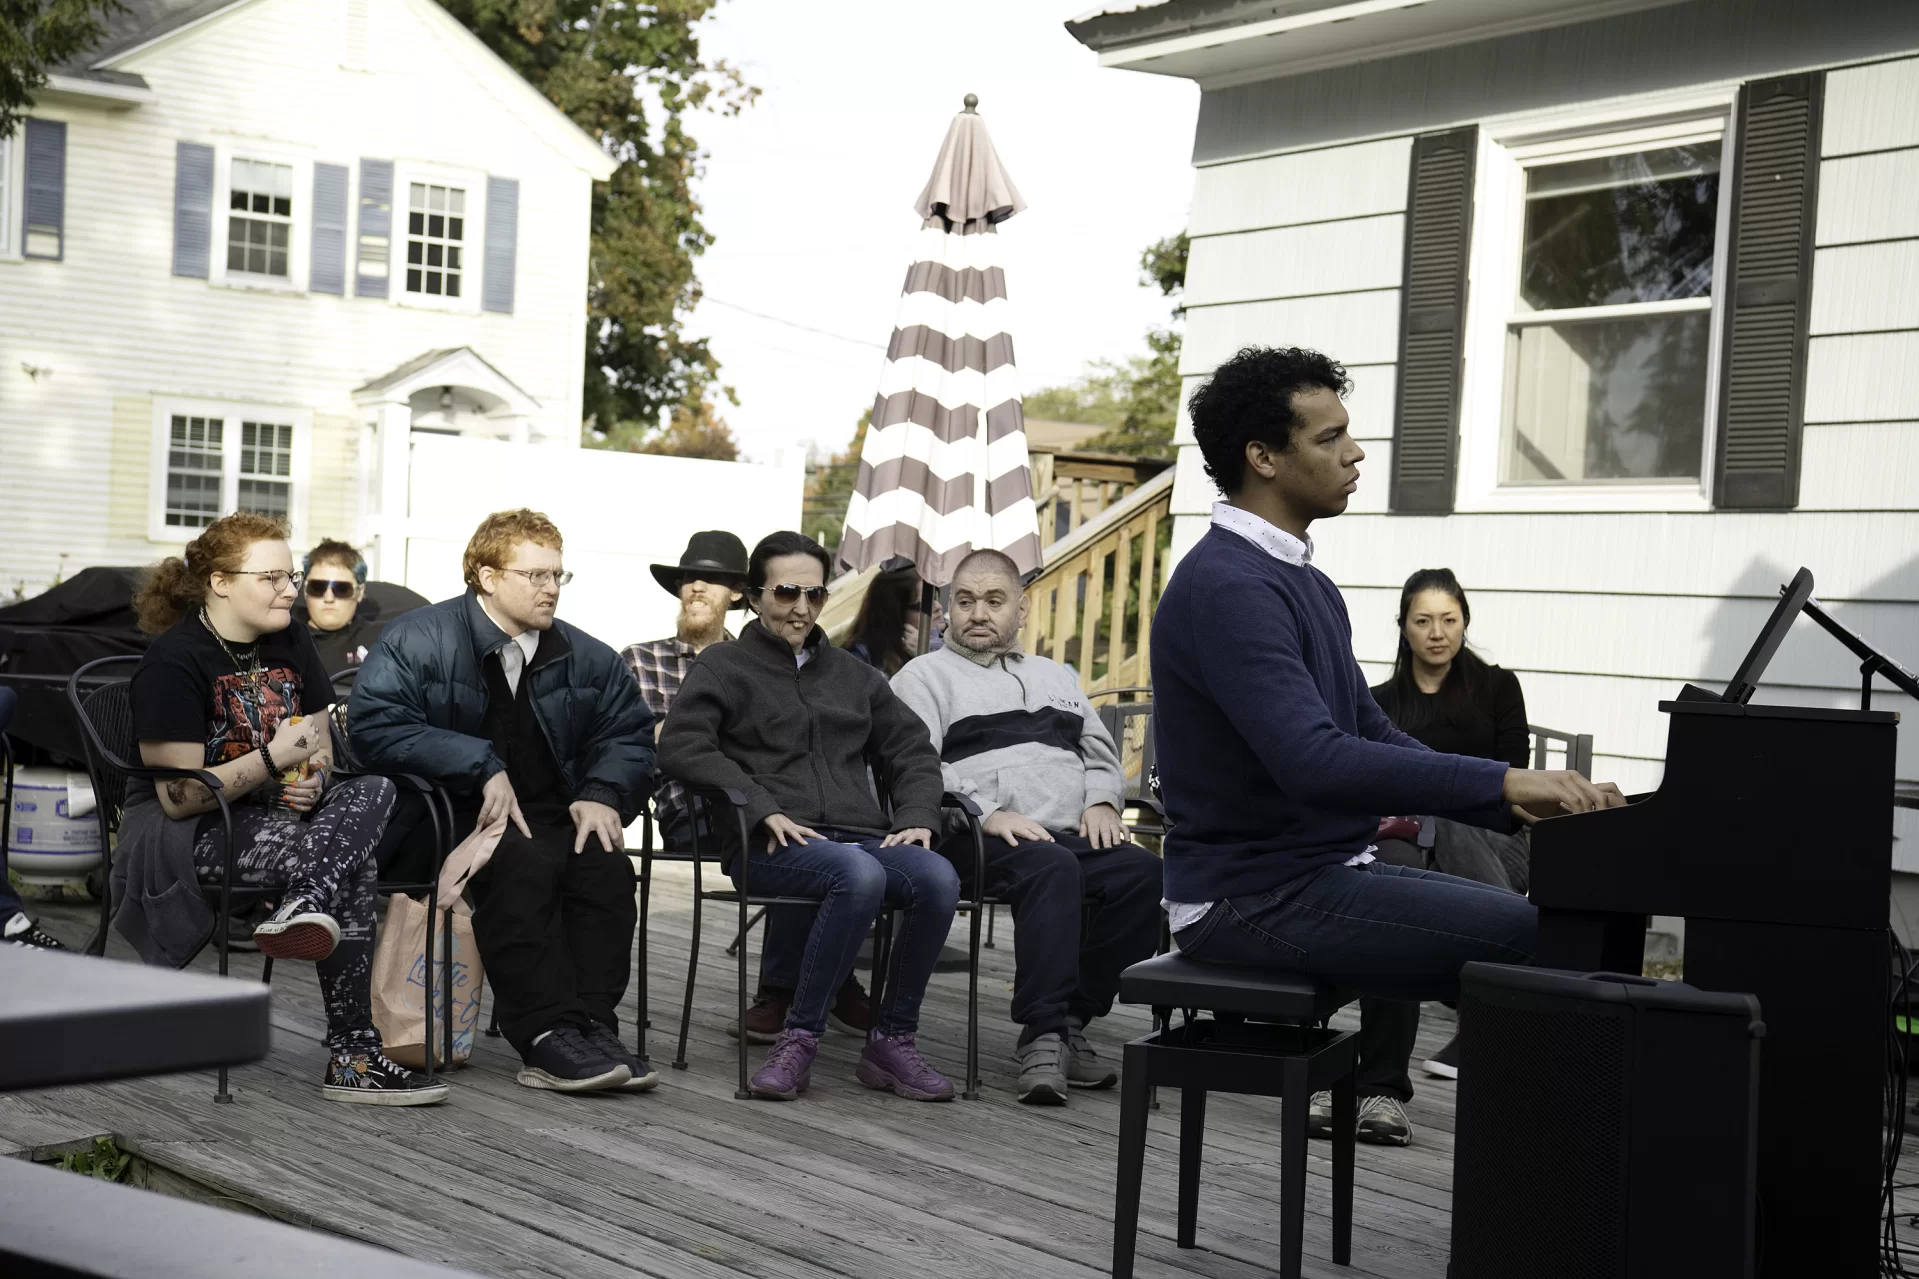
[129,612,334,810]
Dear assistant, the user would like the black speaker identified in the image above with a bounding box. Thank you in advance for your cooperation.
[1448,964,1764,1279]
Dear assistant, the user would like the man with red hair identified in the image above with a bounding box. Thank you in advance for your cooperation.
[352,510,658,1095]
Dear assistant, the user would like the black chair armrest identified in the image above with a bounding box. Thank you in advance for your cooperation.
[686,784,750,809]
[122,764,226,792]
[940,791,983,819]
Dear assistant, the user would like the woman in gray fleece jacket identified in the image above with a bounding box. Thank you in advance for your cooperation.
[658,532,960,1104]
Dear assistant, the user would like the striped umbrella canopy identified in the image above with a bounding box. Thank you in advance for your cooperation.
[838,94,1041,587]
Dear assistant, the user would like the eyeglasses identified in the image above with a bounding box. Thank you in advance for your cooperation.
[760,584,829,605]
[503,568,573,588]
[232,570,305,592]
[306,579,356,599]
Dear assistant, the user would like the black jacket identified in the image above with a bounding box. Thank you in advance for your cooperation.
[347,592,655,822]
[658,619,943,838]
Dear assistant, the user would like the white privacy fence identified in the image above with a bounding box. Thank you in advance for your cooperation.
[401,435,804,653]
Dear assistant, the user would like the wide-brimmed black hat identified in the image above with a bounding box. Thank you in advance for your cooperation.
[651,531,750,602]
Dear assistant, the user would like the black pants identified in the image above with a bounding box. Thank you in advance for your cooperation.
[372,788,436,885]
[937,831,1163,1046]
[467,816,638,1056]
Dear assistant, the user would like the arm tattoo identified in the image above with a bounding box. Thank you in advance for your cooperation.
[163,778,208,808]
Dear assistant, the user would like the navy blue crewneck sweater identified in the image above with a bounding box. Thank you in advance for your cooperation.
[1150,524,1509,901]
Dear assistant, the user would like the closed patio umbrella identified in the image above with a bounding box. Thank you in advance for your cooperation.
[838,94,1042,610]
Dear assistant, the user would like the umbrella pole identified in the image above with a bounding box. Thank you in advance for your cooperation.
[918,581,935,656]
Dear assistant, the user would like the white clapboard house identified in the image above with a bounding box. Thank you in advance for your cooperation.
[0,0,615,590]
[1068,0,1919,896]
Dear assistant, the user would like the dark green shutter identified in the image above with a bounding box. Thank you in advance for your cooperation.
[1714,73,1824,510]
[1390,126,1477,513]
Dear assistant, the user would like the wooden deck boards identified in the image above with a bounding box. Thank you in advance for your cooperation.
[6,867,1916,1278]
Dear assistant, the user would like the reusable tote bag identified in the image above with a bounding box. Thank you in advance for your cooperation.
[370,817,506,1069]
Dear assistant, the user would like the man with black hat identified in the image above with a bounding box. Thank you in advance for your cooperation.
[622,531,752,846]
[621,531,874,1043]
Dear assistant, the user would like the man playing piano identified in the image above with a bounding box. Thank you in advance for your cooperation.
[1150,345,1623,1145]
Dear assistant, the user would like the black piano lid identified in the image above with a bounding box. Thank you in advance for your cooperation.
[1658,698,1898,725]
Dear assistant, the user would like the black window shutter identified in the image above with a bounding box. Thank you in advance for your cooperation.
[1390,126,1477,514]
[1714,73,1824,510]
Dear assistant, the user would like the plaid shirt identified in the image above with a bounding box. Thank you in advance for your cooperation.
[622,630,732,839]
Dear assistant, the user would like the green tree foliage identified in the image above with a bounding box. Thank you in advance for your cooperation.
[594,389,741,459]
[803,409,867,553]
[1,0,123,138]
[1028,233,1188,459]
[437,0,756,452]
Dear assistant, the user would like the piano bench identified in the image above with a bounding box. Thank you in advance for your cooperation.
[1110,954,1359,1279]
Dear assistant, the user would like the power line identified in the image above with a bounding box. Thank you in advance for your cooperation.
[702,297,888,350]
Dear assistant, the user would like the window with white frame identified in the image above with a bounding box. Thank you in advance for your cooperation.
[156,407,305,538]
[1499,139,1723,485]
[405,182,465,297]
[227,158,294,278]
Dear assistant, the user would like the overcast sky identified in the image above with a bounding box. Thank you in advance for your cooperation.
[688,1,1200,464]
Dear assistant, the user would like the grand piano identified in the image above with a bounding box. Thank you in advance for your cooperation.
[1530,568,1914,1279]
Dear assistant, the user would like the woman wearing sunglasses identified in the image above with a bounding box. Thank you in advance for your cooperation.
[660,531,962,1102]
[121,512,447,1106]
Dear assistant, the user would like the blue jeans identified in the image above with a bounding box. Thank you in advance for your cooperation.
[1174,860,1536,1002]
[730,829,960,1037]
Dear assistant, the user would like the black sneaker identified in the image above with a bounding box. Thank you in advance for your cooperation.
[516,1026,631,1092]
[584,1022,661,1092]
[1,911,66,950]
[1421,1033,1460,1080]
[322,1050,451,1106]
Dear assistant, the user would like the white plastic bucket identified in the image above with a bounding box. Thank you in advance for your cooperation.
[6,766,104,884]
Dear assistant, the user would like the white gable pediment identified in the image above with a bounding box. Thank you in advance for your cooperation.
[99,0,615,180]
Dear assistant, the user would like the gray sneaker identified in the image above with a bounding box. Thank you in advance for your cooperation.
[1306,1090,1334,1137]
[1356,1095,1414,1146]
[1063,1019,1118,1089]
[1015,1032,1069,1105]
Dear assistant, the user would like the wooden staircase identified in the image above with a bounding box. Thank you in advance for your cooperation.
[1019,467,1175,697]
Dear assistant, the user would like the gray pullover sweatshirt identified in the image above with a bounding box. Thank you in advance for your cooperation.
[891,643,1125,834]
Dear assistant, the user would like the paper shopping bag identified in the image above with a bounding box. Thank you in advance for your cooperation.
[369,817,504,1069]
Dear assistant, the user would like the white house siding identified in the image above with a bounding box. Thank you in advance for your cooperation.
[0,0,600,595]
[1167,55,1919,860]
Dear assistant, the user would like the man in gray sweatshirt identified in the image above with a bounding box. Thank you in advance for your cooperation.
[891,549,1163,1105]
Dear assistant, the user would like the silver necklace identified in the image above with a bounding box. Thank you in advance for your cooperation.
[199,607,266,700]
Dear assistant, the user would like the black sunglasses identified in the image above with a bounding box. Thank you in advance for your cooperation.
[759,584,829,605]
[306,578,356,599]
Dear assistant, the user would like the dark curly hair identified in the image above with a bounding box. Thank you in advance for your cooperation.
[1186,346,1352,495]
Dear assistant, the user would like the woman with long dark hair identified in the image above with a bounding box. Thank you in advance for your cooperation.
[845,567,937,676]
[1372,568,1530,771]
[1370,567,1533,1083]
[123,512,447,1105]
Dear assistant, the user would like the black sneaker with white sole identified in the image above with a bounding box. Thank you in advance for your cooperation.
[1,911,66,950]
[584,1022,661,1092]
[1421,1033,1460,1080]
[322,1051,451,1106]
[516,1026,631,1092]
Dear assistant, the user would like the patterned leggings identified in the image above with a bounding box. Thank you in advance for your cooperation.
[192,774,395,1054]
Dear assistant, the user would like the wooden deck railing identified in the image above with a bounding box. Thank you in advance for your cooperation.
[1030,450,1173,552]
[1020,468,1175,698]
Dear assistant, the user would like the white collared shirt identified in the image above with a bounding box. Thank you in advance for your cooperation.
[479,596,541,696]
[1163,503,1374,934]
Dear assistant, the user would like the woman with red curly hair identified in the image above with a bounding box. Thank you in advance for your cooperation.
[124,512,447,1106]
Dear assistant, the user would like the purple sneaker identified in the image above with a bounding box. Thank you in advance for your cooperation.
[750,1028,818,1101]
[856,1032,955,1102]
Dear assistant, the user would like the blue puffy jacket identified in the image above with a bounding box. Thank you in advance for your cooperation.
[347,592,655,823]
